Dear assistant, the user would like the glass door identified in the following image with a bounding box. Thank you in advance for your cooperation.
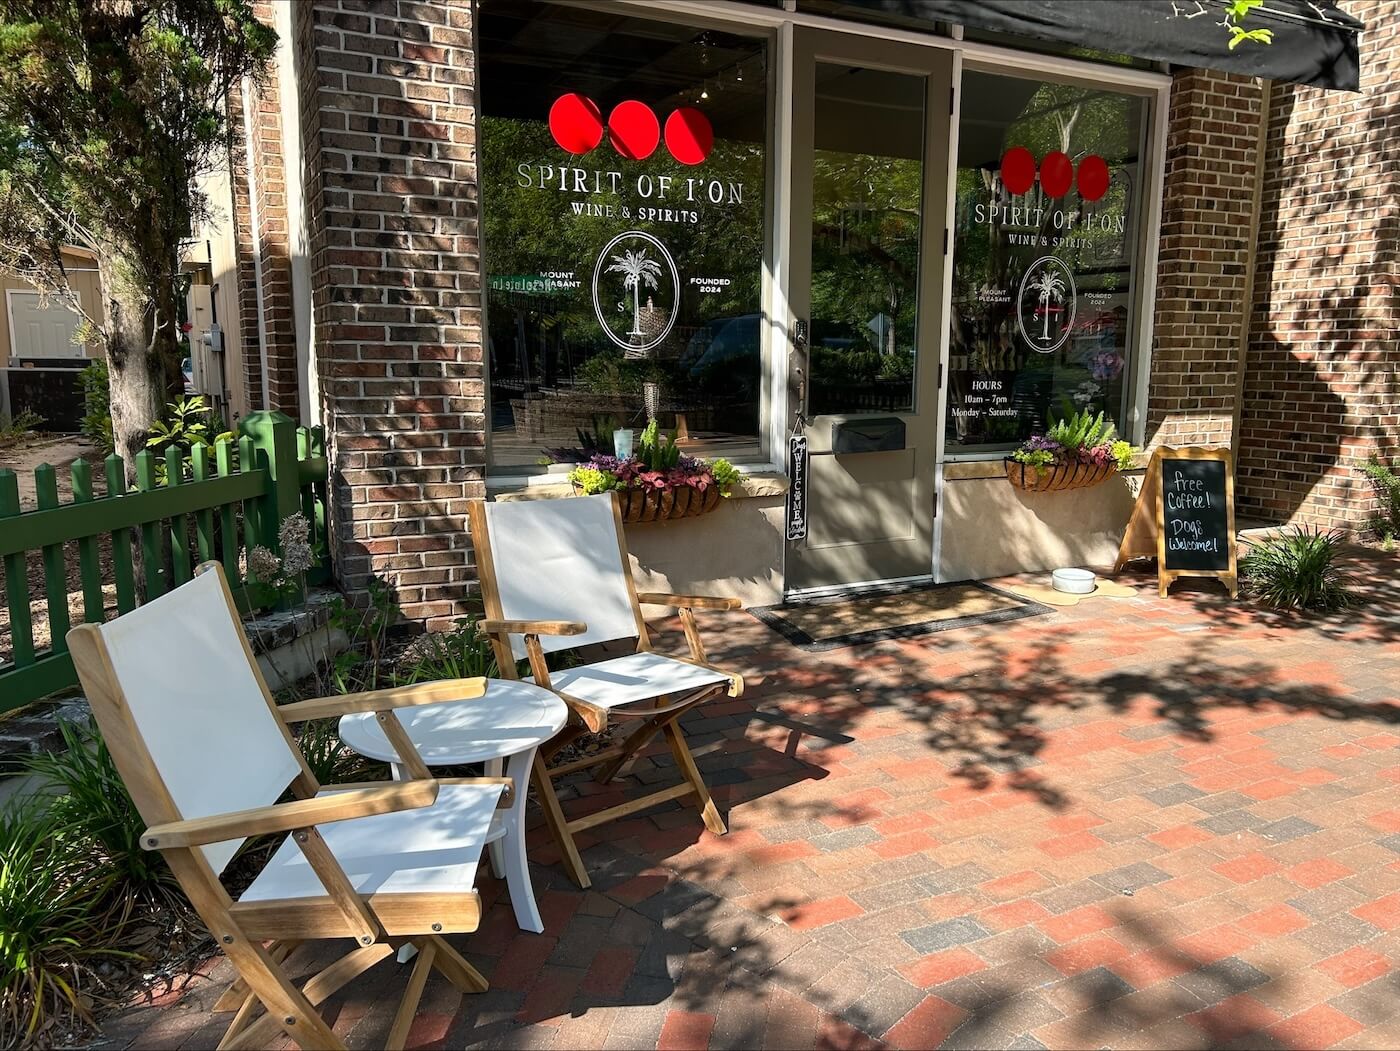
[785,30,952,594]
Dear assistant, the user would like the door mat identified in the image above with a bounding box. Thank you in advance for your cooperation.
[749,582,1054,651]
[1006,578,1139,608]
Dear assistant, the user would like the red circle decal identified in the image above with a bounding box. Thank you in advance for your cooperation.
[1076,154,1110,202]
[608,100,660,161]
[664,107,714,165]
[548,93,603,155]
[1000,147,1036,196]
[1040,151,1073,198]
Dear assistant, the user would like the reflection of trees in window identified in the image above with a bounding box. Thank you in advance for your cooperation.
[948,76,1143,450]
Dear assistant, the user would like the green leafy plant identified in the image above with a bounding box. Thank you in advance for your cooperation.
[146,395,233,481]
[23,721,174,907]
[1241,527,1353,611]
[0,800,121,1048]
[0,408,44,446]
[568,465,620,495]
[398,617,500,683]
[296,719,381,786]
[1047,407,1113,454]
[1361,455,1400,541]
[79,360,113,454]
[1224,0,1273,49]
[708,458,742,496]
[637,419,681,471]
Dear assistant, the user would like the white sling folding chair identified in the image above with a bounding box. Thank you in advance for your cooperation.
[67,563,510,1051]
[466,492,745,889]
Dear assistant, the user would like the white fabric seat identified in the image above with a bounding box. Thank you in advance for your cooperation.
[241,783,500,902]
[534,651,731,710]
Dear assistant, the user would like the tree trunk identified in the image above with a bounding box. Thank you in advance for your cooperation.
[96,252,183,477]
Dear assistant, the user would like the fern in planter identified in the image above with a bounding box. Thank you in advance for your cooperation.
[1241,527,1353,611]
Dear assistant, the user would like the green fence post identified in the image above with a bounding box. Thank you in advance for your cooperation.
[241,410,303,604]
[0,469,34,668]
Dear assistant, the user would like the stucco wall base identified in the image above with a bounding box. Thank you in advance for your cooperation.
[493,487,786,608]
[938,472,1143,581]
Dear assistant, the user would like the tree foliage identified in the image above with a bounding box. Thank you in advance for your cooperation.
[0,0,274,461]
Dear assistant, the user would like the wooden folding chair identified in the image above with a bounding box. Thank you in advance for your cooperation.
[466,492,745,889]
[67,563,511,1051]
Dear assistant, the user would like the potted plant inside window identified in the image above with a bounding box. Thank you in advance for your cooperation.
[567,420,743,522]
[1005,407,1139,492]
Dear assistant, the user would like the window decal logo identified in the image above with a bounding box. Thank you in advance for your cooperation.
[1017,256,1077,354]
[592,231,679,355]
[549,94,714,165]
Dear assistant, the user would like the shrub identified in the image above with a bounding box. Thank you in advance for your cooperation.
[79,360,113,454]
[0,800,122,1048]
[1241,527,1353,611]
[1362,455,1400,542]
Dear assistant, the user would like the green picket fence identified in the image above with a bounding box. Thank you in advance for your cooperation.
[0,410,330,714]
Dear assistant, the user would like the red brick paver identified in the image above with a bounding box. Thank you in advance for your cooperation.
[98,551,1400,1049]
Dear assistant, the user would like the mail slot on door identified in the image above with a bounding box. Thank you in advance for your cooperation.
[831,416,906,454]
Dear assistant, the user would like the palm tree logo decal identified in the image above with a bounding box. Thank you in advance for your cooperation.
[607,248,663,338]
[1027,266,1067,345]
[592,231,680,354]
[1016,256,1077,355]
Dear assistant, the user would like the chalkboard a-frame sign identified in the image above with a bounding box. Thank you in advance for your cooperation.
[1114,447,1238,598]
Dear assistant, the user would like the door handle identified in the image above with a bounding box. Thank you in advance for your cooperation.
[793,319,810,426]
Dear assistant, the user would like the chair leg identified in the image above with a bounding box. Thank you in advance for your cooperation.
[533,752,592,889]
[386,940,436,1051]
[664,721,726,835]
[221,936,345,1051]
[594,712,669,784]
[214,940,299,1013]
[427,935,489,993]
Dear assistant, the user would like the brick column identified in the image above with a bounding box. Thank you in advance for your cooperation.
[224,1,301,420]
[1236,0,1400,531]
[1146,69,1264,450]
[295,0,484,626]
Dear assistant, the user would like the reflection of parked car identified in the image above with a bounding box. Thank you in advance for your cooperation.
[678,314,762,400]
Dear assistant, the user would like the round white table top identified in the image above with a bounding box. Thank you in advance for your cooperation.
[337,679,567,766]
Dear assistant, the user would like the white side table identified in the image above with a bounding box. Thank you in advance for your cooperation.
[338,679,567,934]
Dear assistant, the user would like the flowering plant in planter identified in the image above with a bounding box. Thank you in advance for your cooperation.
[1006,408,1138,492]
[567,420,743,521]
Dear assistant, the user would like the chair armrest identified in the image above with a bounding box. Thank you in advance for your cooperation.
[477,619,587,637]
[277,678,489,723]
[325,776,515,809]
[141,781,441,849]
[636,592,742,611]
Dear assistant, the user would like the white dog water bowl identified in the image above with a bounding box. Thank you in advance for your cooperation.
[1052,568,1097,594]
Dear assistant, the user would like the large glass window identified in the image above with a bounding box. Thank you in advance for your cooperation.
[946,70,1146,452]
[479,2,769,468]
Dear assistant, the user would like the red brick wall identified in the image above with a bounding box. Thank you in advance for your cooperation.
[226,86,264,415]
[295,0,486,626]
[1235,0,1400,531]
[1146,68,1264,451]
[223,2,300,420]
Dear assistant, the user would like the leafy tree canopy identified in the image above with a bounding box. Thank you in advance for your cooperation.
[0,0,274,458]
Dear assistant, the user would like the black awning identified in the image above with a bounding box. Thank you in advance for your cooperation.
[829,1,1363,91]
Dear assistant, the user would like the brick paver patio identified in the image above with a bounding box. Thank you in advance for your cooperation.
[100,550,1400,1050]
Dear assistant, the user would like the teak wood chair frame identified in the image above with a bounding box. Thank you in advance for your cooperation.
[466,492,745,889]
[68,562,512,1051]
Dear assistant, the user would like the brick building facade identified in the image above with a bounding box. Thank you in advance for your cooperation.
[210,0,1388,623]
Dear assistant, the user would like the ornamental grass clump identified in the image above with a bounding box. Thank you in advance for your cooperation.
[568,419,742,497]
[1241,526,1353,611]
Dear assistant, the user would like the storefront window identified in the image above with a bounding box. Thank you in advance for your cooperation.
[478,2,768,468]
[946,70,1146,452]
